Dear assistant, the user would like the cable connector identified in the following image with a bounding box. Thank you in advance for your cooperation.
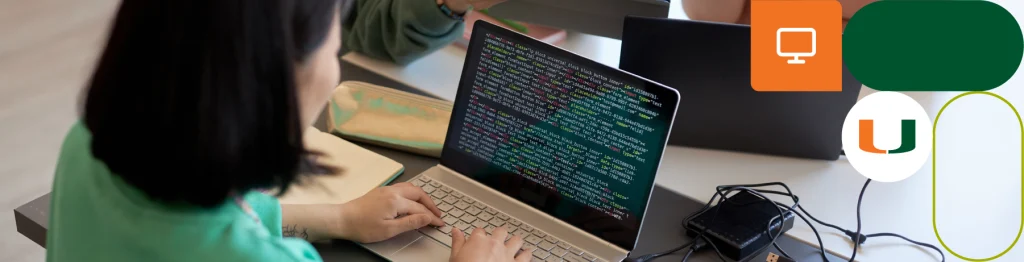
[844,230,868,244]
[627,238,706,262]
[767,252,796,262]
[679,238,709,262]
[691,237,708,251]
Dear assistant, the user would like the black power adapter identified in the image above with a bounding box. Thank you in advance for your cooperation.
[685,191,796,261]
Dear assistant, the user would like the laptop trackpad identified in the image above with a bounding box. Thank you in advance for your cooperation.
[391,237,451,261]
[361,231,421,257]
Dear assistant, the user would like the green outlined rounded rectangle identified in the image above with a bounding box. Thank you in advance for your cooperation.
[932,92,1023,261]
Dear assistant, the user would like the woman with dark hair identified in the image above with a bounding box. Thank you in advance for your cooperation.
[45,0,530,261]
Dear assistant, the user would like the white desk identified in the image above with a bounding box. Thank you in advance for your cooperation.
[342,1,1024,260]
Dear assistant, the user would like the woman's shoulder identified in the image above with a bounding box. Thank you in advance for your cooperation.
[51,121,100,198]
[48,122,321,262]
[51,121,111,202]
[57,121,91,160]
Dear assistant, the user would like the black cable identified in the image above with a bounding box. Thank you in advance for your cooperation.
[764,179,941,262]
[720,188,831,259]
[679,188,734,261]
[865,233,945,262]
[716,183,839,261]
[629,240,693,262]
[694,235,728,262]
[745,181,862,261]
[849,179,870,262]
[680,248,695,262]
[718,181,856,261]
[628,237,710,262]
[676,188,754,262]
[797,204,865,242]
[711,187,795,261]
[697,191,737,262]
[725,187,827,261]
[772,200,831,261]
[771,241,792,260]
[716,184,803,260]
[632,179,942,262]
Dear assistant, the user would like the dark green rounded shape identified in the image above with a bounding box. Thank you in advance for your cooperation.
[844,1,1022,92]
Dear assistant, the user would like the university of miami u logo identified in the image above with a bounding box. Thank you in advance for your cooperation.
[858,119,916,154]
[841,92,932,182]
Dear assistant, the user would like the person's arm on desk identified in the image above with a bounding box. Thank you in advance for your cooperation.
[281,183,446,242]
[281,128,447,242]
[342,0,507,65]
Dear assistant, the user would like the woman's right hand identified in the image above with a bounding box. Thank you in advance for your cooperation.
[450,226,533,262]
[334,183,445,243]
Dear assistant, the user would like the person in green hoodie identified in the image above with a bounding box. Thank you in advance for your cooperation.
[46,0,532,261]
[342,0,508,64]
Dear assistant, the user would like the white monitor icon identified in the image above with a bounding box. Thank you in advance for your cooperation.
[776,28,816,64]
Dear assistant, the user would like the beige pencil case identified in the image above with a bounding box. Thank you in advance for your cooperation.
[326,81,452,158]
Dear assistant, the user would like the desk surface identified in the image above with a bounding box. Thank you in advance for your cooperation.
[339,1,1024,260]
[15,140,844,262]
[343,52,1024,262]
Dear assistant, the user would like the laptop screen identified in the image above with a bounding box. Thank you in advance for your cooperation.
[441,21,679,250]
[618,17,861,160]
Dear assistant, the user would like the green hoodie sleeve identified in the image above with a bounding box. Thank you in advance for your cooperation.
[342,0,465,65]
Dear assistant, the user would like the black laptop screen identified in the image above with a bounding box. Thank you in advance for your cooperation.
[441,21,679,250]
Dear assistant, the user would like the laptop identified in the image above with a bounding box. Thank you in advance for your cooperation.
[619,16,863,161]
[359,20,680,262]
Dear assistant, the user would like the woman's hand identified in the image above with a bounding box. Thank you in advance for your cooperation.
[450,227,532,262]
[334,183,445,243]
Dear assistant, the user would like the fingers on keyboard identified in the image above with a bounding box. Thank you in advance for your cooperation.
[413,176,597,261]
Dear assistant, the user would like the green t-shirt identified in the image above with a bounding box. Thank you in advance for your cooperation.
[46,122,322,262]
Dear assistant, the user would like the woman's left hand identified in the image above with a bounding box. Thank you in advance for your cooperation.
[333,183,446,243]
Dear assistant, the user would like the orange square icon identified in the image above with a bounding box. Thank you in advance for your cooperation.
[751,0,842,92]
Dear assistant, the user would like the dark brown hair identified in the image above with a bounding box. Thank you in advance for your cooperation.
[83,0,352,207]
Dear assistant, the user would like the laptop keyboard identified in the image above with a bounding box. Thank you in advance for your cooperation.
[411,175,605,262]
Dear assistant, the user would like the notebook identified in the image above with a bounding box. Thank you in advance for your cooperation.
[274,128,404,205]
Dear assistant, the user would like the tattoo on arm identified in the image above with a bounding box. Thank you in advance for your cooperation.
[282,224,309,240]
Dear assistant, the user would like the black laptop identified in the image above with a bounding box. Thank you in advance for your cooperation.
[619,16,862,160]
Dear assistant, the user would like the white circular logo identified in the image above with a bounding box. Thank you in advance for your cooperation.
[841,92,932,182]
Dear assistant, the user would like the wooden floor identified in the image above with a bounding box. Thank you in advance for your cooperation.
[1,0,119,261]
